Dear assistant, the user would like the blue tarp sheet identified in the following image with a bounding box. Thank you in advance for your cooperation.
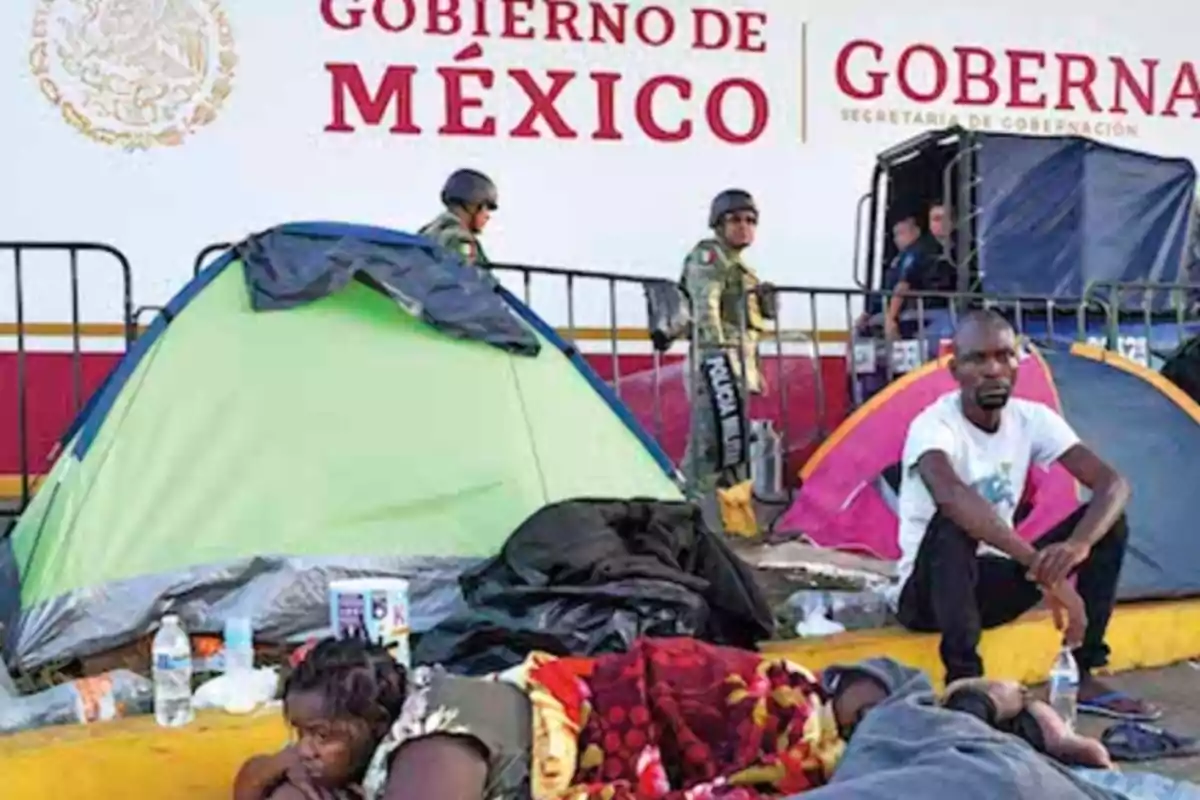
[976,135,1196,299]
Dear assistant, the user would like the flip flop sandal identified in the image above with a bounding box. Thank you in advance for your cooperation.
[1079,691,1163,721]
[1101,722,1200,762]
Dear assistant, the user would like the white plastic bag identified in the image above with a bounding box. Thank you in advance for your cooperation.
[192,667,279,715]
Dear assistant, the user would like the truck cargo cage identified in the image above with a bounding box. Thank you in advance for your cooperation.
[857,127,1198,324]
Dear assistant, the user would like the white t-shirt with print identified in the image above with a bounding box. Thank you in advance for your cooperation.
[892,392,1081,601]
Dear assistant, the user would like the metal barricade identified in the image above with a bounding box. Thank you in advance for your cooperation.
[2,242,134,511]
[1082,280,1200,365]
[190,241,825,485]
[765,284,1107,393]
[189,242,694,451]
[750,286,1119,481]
[491,262,785,495]
[492,270,851,495]
[488,262,686,443]
[194,242,231,276]
[190,244,674,411]
[187,240,1154,494]
[191,242,692,479]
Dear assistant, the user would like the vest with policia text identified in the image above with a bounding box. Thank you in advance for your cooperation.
[680,237,766,475]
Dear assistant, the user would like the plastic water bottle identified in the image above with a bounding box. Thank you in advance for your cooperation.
[223,617,254,675]
[1048,646,1080,731]
[221,617,260,715]
[152,614,195,727]
[0,670,152,735]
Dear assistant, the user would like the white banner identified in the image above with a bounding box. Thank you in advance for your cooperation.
[3,0,1197,327]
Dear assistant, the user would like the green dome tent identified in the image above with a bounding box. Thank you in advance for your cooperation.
[0,222,681,670]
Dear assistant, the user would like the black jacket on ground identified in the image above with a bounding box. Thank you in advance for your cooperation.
[413,498,774,674]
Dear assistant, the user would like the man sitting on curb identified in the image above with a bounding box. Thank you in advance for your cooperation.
[890,309,1157,721]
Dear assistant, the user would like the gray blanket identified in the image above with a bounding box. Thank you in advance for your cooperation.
[797,659,1126,800]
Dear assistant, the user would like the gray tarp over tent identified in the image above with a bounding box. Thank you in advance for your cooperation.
[975,134,1196,298]
[237,228,540,355]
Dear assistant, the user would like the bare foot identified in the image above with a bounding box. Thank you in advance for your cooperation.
[1078,675,1160,720]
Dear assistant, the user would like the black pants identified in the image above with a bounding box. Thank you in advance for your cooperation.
[896,504,1128,683]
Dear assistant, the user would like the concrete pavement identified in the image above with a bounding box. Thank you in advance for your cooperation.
[1075,662,1200,783]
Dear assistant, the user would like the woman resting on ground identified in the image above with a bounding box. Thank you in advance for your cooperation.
[236,636,1122,800]
[237,636,844,799]
[233,637,407,800]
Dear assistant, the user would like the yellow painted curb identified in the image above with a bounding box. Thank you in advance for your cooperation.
[762,599,1200,689]
[2,600,1198,799]
[0,707,287,800]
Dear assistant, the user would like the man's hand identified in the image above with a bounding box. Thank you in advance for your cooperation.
[269,783,332,800]
[281,765,328,800]
[756,281,778,320]
[1043,581,1087,649]
[1030,541,1090,586]
[915,452,1039,567]
[234,747,312,800]
[883,316,899,339]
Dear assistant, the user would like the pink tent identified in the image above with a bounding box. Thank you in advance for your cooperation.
[774,350,1084,560]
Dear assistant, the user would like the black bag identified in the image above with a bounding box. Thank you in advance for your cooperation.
[645,279,691,352]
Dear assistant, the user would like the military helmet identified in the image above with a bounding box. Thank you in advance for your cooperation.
[441,169,498,210]
[708,189,757,228]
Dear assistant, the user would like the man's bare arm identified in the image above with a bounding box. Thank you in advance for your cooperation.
[885,280,910,331]
[1029,443,1131,586]
[943,678,1026,721]
[1056,444,1130,549]
[916,451,1037,566]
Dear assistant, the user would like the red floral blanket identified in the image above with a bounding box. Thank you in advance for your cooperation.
[525,637,843,799]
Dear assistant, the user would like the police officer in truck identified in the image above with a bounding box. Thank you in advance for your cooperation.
[858,213,938,338]
[924,201,965,293]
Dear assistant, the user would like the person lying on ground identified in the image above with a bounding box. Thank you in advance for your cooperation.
[827,660,1110,769]
[236,634,1163,800]
[237,635,847,800]
[892,308,1157,720]
[818,658,1197,800]
[378,649,1120,800]
[233,637,407,800]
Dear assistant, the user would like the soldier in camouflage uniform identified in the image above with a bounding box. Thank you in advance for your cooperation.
[419,169,498,268]
[680,189,775,495]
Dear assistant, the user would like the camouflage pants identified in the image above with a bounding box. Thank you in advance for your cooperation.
[682,376,721,498]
